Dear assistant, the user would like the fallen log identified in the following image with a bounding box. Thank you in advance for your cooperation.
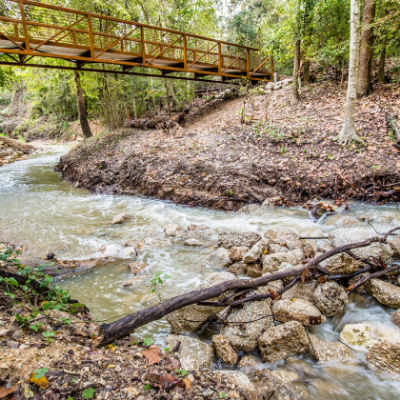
[98,234,394,345]
[0,136,34,154]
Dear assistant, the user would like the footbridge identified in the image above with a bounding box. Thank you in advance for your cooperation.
[0,0,273,84]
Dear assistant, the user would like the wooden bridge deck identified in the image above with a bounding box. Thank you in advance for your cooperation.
[0,0,272,83]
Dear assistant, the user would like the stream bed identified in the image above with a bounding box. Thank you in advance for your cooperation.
[1,144,400,399]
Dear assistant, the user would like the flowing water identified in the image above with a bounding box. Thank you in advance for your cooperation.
[1,144,400,399]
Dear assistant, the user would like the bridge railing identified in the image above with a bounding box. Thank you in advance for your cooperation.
[0,0,272,81]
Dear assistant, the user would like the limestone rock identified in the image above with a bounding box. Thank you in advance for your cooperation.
[238,355,262,370]
[122,275,149,287]
[221,299,273,352]
[166,272,236,331]
[165,335,214,372]
[275,229,303,251]
[366,341,400,374]
[122,239,145,249]
[164,224,182,237]
[391,309,400,328]
[183,238,204,247]
[303,242,316,259]
[276,262,297,284]
[281,281,318,302]
[229,246,250,262]
[264,229,278,243]
[227,261,247,275]
[262,196,281,208]
[258,321,310,363]
[212,334,238,365]
[245,263,262,278]
[238,204,263,215]
[128,261,146,275]
[272,298,326,326]
[215,371,259,400]
[388,234,400,259]
[268,244,289,254]
[340,324,378,348]
[243,242,263,264]
[262,252,297,274]
[365,279,400,308]
[111,212,132,224]
[217,231,261,249]
[310,335,354,362]
[207,247,233,268]
[313,282,348,316]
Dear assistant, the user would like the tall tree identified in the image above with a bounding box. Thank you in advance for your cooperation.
[73,71,92,138]
[292,0,301,103]
[356,0,376,97]
[338,0,362,144]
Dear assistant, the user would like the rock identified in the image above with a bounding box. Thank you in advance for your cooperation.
[262,196,281,208]
[128,261,146,275]
[347,272,370,294]
[229,246,250,262]
[272,298,326,325]
[264,229,278,243]
[313,282,348,316]
[262,252,297,274]
[166,272,236,331]
[310,335,354,362]
[215,371,259,400]
[238,355,262,370]
[98,244,106,253]
[164,224,182,237]
[388,234,400,258]
[227,261,247,275]
[324,215,361,227]
[183,238,204,247]
[365,279,400,308]
[290,249,305,264]
[302,242,316,259]
[391,309,400,328]
[217,232,261,249]
[122,275,149,287]
[275,229,303,251]
[221,299,273,352]
[366,340,400,374]
[268,244,289,254]
[111,212,132,224]
[207,247,233,268]
[188,224,203,231]
[276,262,297,284]
[212,334,238,365]
[340,324,378,348]
[165,335,214,372]
[258,321,310,363]
[238,204,263,214]
[245,263,262,278]
[243,242,263,264]
[122,239,145,249]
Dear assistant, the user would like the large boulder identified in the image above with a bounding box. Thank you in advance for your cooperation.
[366,341,400,374]
[258,321,310,363]
[221,298,273,352]
[243,242,263,264]
[310,335,354,362]
[365,279,400,308]
[165,335,214,372]
[313,282,348,316]
[218,232,261,249]
[229,246,250,262]
[262,252,298,274]
[207,248,233,268]
[275,229,304,251]
[340,324,378,348]
[212,334,238,365]
[166,271,236,331]
[272,298,326,325]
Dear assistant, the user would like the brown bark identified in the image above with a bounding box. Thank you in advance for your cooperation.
[378,37,387,83]
[5,82,24,116]
[356,0,376,98]
[303,61,311,83]
[98,235,389,345]
[292,39,301,103]
[73,70,93,138]
[0,135,34,154]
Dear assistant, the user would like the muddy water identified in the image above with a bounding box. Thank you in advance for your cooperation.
[1,144,400,399]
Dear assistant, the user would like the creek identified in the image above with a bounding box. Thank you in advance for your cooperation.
[1,144,400,399]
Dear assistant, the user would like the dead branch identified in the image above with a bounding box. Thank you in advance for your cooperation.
[98,235,389,345]
[0,136,34,154]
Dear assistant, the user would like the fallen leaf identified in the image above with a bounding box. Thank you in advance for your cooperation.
[182,378,192,389]
[30,373,50,389]
[24,385,34,399]
[159,374,180,391]
[0,387,15,399]
[141,345,162,365]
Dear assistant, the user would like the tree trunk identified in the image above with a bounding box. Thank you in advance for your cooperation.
[303,61,311,83]
[356,0,375,98]
[378,36,387,83]
[334,57,338,84]
[338,0,362,144]
[292,39,301,103]
[73,71,92,138]
[5,82,24,116]
[341,54,345,86]
[163,78,172,117]
[131,76,138,119]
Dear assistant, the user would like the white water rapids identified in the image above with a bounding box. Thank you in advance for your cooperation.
[1,144,400,399]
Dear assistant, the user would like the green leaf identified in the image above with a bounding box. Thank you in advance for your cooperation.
[33,367,48,379]
[221,392,227,398]
[144,384,151,391]
[143,338,154,346]
[30,324,39,332]
[83,387,95,399]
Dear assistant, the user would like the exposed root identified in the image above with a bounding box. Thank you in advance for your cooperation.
[337,127,364,145]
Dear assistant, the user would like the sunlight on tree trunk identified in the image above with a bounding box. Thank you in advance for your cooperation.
[74,71,92,139]
[131,76,138,119]
[338,0,363,145]
[356,0,375,98]
[378,36,387,83]
[292,39,300,103]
